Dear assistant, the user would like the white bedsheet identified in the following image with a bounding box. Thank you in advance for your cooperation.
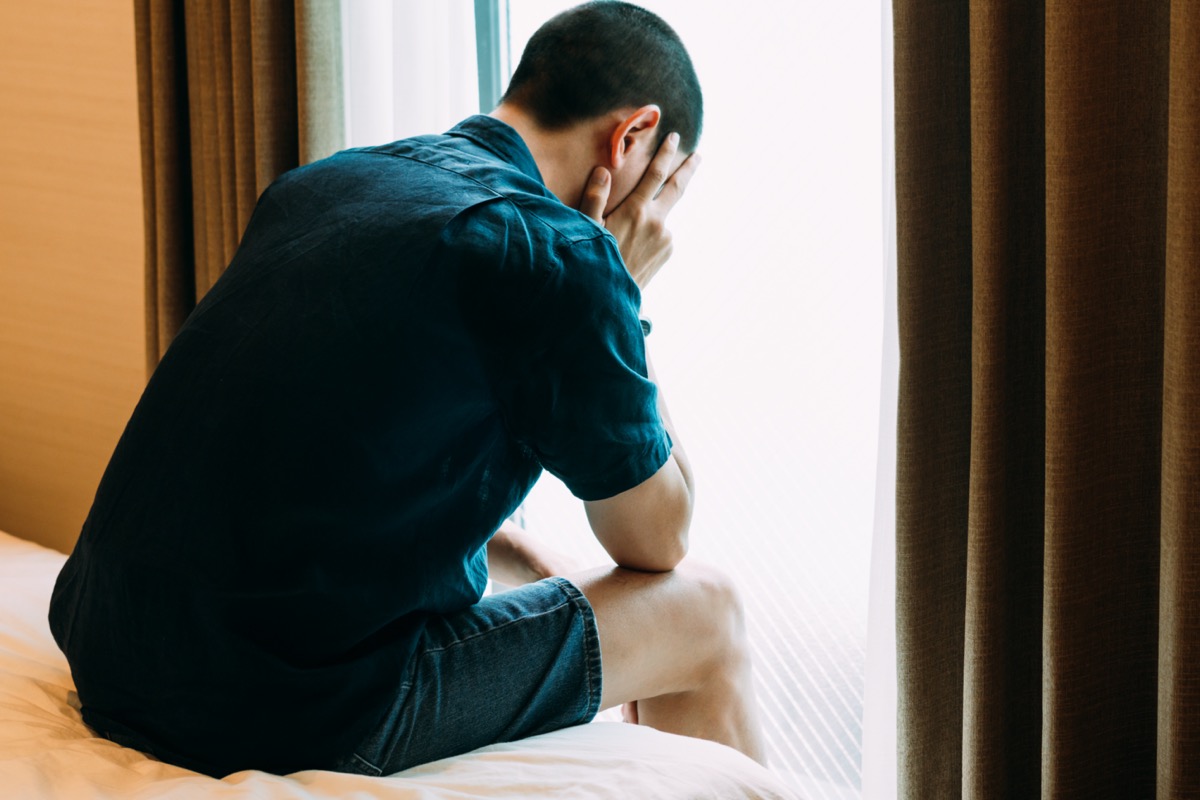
[0,530,800,799]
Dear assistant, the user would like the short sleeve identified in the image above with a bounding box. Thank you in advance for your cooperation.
[504,234,672,501]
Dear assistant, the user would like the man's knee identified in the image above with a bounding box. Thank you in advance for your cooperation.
[678,561,743,623]
[672,561,748,667]
[573,560,749,704]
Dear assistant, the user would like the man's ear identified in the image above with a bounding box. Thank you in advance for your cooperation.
[608,105,662,169]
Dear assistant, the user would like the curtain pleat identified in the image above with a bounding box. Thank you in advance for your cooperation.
[893,0,972,796]
[184,1,225,297]
[1159,5,1200,798]
[134,0,343,371]
[963,1,1045,797]
[1042,1,1168,795]
[248,0,298,196]
[135,0,194,375]
[895,0,1199,798]
[230,1,256,228]
[211,2,238,275]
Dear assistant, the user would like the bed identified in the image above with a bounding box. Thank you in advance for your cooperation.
[0,529,800,799]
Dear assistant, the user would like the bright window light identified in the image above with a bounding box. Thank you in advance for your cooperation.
[506,3,884,797]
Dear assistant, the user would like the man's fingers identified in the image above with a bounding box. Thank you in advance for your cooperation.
[630,132,680,203]
[654,151,701,210]
[579,166,611,223]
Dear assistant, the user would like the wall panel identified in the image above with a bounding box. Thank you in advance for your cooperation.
[0,0,144,553]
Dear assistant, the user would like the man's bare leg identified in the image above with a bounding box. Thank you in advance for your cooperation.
[565,561,766,764]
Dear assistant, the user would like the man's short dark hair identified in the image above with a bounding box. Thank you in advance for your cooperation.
[501,1,703,152]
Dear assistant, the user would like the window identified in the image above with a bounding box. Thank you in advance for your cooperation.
[342,4,890,797]
[342,0,483,147]
[507,4,885,797]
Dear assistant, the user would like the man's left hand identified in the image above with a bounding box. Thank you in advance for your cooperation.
[578,133,701,290]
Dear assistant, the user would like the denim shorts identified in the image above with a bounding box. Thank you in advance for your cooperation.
[330,576,603,776]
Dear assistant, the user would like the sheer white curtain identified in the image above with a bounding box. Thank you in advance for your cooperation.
[341,0,480,148]
[860,0,898,794]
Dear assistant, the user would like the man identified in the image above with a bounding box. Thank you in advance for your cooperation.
[50,1,764,777]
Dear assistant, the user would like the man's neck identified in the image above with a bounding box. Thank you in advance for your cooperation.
[489,104,605,209]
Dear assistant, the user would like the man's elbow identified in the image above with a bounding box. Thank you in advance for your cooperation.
[621,536,688,573]
[616,498,691,573]
[585,456,694,572]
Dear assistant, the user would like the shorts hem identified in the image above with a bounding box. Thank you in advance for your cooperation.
[546,576,603,723]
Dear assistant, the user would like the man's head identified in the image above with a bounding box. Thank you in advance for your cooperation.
[495,2,703,215]
[502,1,703,155]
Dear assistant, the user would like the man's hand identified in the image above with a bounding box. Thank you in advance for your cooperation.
[579,132,701,289]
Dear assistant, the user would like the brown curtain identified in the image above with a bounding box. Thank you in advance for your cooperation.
[134,0,344,373]
[894,0,1199,798]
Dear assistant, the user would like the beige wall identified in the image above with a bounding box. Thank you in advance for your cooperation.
[0,1,145,554]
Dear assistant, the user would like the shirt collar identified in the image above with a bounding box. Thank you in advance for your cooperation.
[447,115,546,186]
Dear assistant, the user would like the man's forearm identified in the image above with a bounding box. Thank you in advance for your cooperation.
[576,347,694,574]
[647,352,694,499]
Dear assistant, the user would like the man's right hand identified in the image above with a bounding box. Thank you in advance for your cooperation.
[578,132,701,290]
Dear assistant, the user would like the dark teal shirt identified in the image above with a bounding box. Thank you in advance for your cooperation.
[48,116,670,777]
